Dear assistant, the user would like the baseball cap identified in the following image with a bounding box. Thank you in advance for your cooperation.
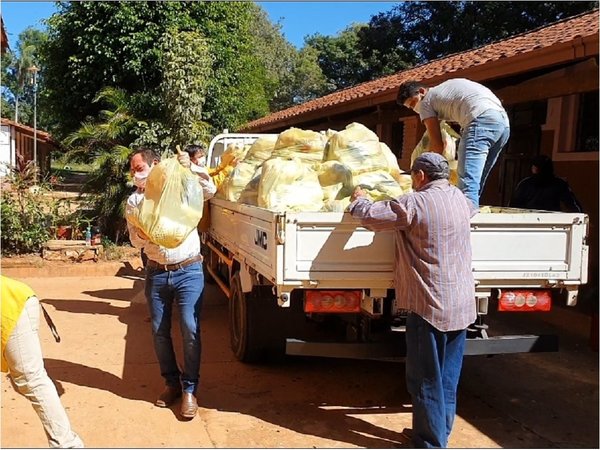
[400,152,450,179]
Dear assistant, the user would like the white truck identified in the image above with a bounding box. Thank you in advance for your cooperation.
[203,133,589,362]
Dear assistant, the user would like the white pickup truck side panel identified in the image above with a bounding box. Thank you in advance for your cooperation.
[209,199,588,294]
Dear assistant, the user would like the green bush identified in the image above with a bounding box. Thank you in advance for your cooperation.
[1,163,52,255]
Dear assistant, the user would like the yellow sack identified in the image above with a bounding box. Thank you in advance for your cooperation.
[217,136,277,202]
[127,157,203,248]
[218,161,260,202]
[258,157,324,212]
[353,170,405,201]
[317,161,354,212]
[244,135,277,165]
[271,127,327,166]
[325,123,390,176]
[238,167,262,206]
[412,121,460,185]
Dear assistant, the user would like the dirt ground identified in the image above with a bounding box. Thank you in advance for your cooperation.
[1,260,598,448]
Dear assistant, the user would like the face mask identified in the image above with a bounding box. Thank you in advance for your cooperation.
[195,156,207,167]
[133,168,150,189]
[413,99,423,114]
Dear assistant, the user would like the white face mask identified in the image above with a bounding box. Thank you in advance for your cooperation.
[195,156,207,167]
[413,98,423,114]
[133,168,150,189]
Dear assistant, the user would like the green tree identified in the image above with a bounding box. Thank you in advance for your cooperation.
[41,1,274,137]
[305,24,373,92]
[42,1,186,138]
[159,29,213,147]
[247,5,299,111]
[1,27,48,127]
[362,1,598,67]
[63,87,144,242]
[188,2,270,131]
[286,45,332,105]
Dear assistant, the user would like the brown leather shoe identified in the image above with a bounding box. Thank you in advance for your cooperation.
[180,392,198,419]
[155,385,182,407]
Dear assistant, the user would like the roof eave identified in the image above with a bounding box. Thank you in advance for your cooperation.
[243,31,599,132]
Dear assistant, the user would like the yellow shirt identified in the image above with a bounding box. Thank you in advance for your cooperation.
[1,276,36,372]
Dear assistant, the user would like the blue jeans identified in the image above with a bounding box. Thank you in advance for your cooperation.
[405,313,467,448]
[145,261,204,394]
[457,109,510,207]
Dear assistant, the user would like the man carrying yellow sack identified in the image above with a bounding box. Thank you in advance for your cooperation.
[1,275,84,448]
[126,147,216,420]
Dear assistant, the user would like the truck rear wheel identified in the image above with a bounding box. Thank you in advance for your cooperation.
[229,271,285,362]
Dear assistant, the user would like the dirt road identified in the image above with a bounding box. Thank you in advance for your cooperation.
[1,268,598,448]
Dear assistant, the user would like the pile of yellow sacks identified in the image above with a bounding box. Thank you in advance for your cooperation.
[215,122,457,213]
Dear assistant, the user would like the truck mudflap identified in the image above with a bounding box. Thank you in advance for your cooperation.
[285,334,559,361]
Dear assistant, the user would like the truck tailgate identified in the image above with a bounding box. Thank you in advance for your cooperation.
[209,199,588,290]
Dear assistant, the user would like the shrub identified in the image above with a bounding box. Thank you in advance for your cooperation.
[1,163,52,255]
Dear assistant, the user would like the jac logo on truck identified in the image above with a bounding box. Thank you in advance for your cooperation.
[254,230,268,250]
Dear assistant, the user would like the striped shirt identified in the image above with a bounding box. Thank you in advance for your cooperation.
[349,179,477,332]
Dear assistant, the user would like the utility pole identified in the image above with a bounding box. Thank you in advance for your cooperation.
[28,65,38,181]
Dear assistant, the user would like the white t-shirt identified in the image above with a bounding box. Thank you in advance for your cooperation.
[419,78,506,129]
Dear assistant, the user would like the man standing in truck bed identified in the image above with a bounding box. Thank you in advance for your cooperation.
[349,152,477,448]
[397,78,510,207]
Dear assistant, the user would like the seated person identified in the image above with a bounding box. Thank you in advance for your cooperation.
[510,155,582,212]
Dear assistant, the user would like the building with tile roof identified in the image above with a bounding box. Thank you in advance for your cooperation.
[240,10,599,280]
[0,118,59,177]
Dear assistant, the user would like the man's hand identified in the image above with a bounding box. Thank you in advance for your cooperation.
[351,185,367,202]
[177,151,191,168]
[137,228,150,241]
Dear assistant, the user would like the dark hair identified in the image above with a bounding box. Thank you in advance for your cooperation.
[129,147,160,166]
[397,80,426,106]
[531,154,554,176]
[184,144,206,158]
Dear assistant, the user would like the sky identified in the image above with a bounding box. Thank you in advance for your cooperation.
[1,1,397,51]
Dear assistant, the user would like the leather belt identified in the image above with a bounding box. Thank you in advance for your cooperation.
[146,254,203,272]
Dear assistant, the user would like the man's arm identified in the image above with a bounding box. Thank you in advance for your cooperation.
[423,117,445,154]
[348,187,414,232]
[191,163,217,200]
[125,195,149,249]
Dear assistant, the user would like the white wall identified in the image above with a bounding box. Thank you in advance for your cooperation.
[0,125,13,177]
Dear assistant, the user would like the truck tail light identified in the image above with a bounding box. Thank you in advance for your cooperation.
[498,289,552,312]
[304,290,361,313]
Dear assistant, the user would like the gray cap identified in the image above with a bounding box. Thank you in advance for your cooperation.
[402,152,450,179]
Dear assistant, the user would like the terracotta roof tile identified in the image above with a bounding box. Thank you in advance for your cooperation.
[244,10,599,131]
[1,117,55,143]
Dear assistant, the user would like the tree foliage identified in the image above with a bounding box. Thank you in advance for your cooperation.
[62,87,144,242]
[305,24,373,92]
[188,2,270,131]
[159,29,212,147]
[362,1,598,68]
[300,1,597,92]
[1,27,48,127]
[41,1,274,138]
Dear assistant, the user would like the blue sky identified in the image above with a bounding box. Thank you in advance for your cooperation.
[1,1,397,51]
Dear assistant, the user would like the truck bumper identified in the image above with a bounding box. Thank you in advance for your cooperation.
[285,334,558,360]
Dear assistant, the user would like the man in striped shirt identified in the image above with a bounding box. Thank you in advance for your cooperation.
[349,152,477,448]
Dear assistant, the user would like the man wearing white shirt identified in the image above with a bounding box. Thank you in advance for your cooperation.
[397,78,510,207]
[126,147,216,420]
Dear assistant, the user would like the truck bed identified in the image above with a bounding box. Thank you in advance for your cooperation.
[208,198,588,302]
